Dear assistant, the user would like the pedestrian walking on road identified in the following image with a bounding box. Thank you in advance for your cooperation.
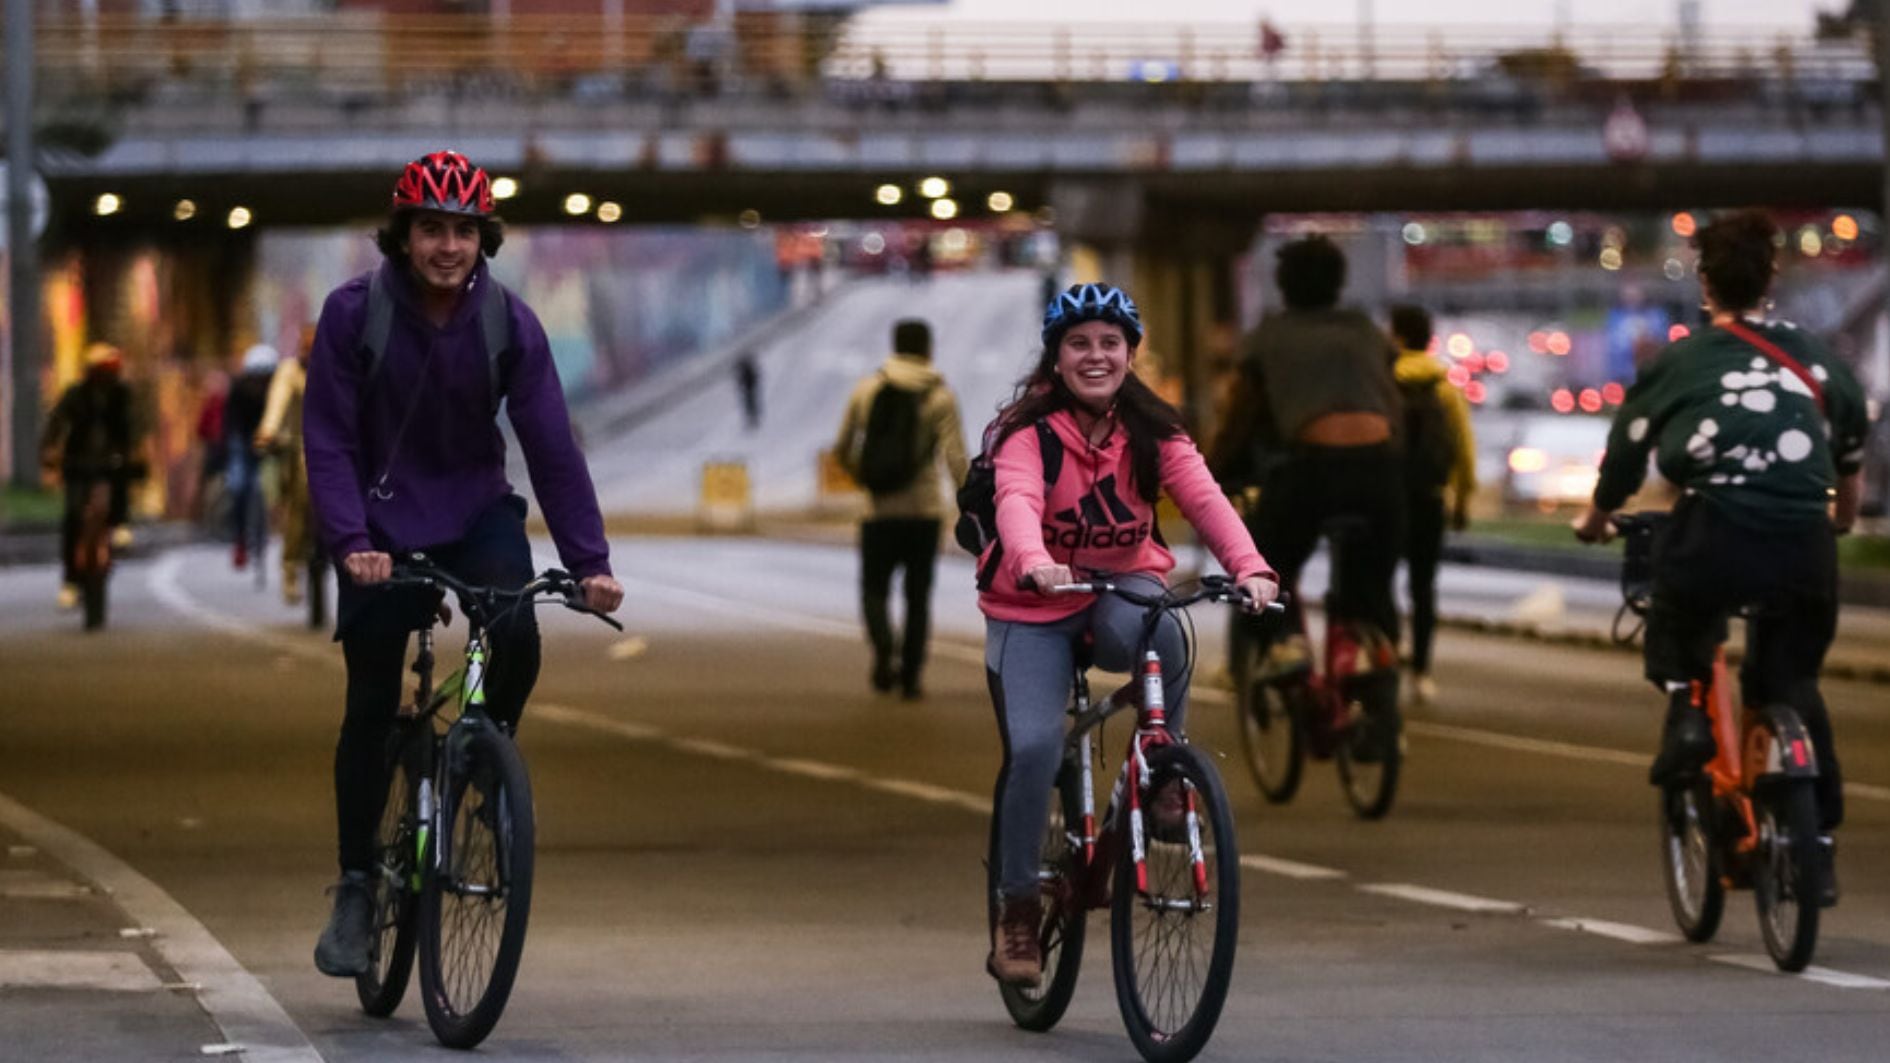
[1388,305,1477,706]
[224,344,278,571]
[302,149,624,979]
[255,327,315,606]
[735,351,762,430]
[832,318,970,699]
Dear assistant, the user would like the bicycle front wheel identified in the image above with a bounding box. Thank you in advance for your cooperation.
[418,725,536,1049]
[1234,657,1305,804]
[1658,777,1723,942]
[1000,756,1088,1032]
[1754,780,1820,972]
[1335,673,1401,820]
[1111,744,1239,1063]
[356,727,423,1016]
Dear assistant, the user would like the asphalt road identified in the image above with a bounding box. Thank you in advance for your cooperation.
[2,536,1887,1062]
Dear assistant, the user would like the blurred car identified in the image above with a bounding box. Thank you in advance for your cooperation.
[1491,412,1611,510]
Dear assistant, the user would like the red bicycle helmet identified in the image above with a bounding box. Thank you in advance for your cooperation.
[391,150,494,216]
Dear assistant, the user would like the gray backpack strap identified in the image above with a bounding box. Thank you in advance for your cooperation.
[478,276,511,415]
[361,267,395,383]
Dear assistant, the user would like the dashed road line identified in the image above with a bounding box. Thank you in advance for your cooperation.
[1358,883,1531,915]
[1710,954,1890,990]
[1539,917,1684,946]
[1238,854,1347,881]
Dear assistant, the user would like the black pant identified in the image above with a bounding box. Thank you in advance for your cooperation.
[1645,497,1843,830]
[860,517,939,688]
[1404,492,1446,674]
[60,474,130,584]
[1243,444,1405,647]
[331,495,541,873]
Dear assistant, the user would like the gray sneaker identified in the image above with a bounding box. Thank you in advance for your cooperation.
[313,871,375,977]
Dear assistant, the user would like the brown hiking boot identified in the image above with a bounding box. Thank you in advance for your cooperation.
[986,895,1043,987]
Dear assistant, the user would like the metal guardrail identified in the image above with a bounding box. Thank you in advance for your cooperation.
[25,14,1880,103]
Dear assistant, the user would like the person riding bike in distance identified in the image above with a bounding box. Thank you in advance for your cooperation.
[1573,209,1868,902]
[41,342,143,609]
[978,282,1279,986]
[303,149,624,977]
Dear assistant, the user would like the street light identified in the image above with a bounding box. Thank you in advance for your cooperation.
[93,193,121,216]
[597,201,623,223]
[563,193,592,216]
[875,184,903,206]
[919,176,950,199]
[930,198,959,221]
[986,191,1014,213]
[492,176,520,200]
[227,206,253,229]
[173,199,197,221]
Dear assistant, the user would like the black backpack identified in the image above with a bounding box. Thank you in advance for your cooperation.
[956,420,1063,585]
[1398,376,1456,492]
[855,374,938,494]
[360,267,512,414]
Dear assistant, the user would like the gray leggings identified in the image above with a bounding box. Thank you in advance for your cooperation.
[985,574,1190,901]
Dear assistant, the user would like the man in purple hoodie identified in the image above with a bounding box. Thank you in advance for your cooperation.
[303,150,623,977]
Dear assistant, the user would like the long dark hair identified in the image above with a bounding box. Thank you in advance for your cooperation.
[995,344,1185,504]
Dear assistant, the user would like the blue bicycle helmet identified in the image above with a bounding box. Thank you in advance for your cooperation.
[1041,282,1144,349]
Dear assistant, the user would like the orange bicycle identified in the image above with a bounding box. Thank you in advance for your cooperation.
[1612,513,1825,971]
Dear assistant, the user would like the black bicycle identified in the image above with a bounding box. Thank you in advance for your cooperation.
[353,555,620,1048]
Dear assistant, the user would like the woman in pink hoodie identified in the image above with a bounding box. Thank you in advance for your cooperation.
[979,283,1279,987]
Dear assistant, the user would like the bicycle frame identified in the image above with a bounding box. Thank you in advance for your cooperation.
[1055,579,1264,908]
[1695,648,1819,875]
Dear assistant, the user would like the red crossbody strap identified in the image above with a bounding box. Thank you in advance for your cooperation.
[1718,320,1825,413]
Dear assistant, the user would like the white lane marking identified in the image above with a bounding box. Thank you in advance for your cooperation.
[1539,917,1684,946]
[0,868,93,899]
[151,553,330,666]
[1238,854,1347,881]
[1402,720,1648,769]
[1359,884,1531,914]
[1709,954,1890,990]
[668,737,758,761]
[769,758,864,783]
[861,777,987,812]
[0,949,164,991]
[0,790,324,1063]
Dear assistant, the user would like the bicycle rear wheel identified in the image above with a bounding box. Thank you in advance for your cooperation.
[1335,673,1401,820]
[356,727,423,1016]
[418,724,535,1049]
[1658,777,1723,942]
[1754,780,1820,972]
[1111,744,1239,1063]
[1233,645,1304,804]
[1000,756,1088,1032]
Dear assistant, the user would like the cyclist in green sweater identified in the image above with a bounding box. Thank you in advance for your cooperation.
[1574,210,1869,900]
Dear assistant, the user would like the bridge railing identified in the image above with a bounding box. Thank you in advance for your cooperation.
[27,13,1878,106]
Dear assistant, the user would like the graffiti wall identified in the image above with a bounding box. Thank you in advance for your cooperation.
[251,225,789,403]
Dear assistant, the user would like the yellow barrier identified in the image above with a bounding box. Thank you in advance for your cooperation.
[698,459,755,533]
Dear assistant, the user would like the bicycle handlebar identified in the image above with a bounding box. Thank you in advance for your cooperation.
[1044,573,1287,614]
[386,555,625,631]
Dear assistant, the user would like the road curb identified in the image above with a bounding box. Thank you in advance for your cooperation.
[1436,612,1890,687]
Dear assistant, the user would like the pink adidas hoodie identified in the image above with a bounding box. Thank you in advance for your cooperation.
[978,408,1275,623]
